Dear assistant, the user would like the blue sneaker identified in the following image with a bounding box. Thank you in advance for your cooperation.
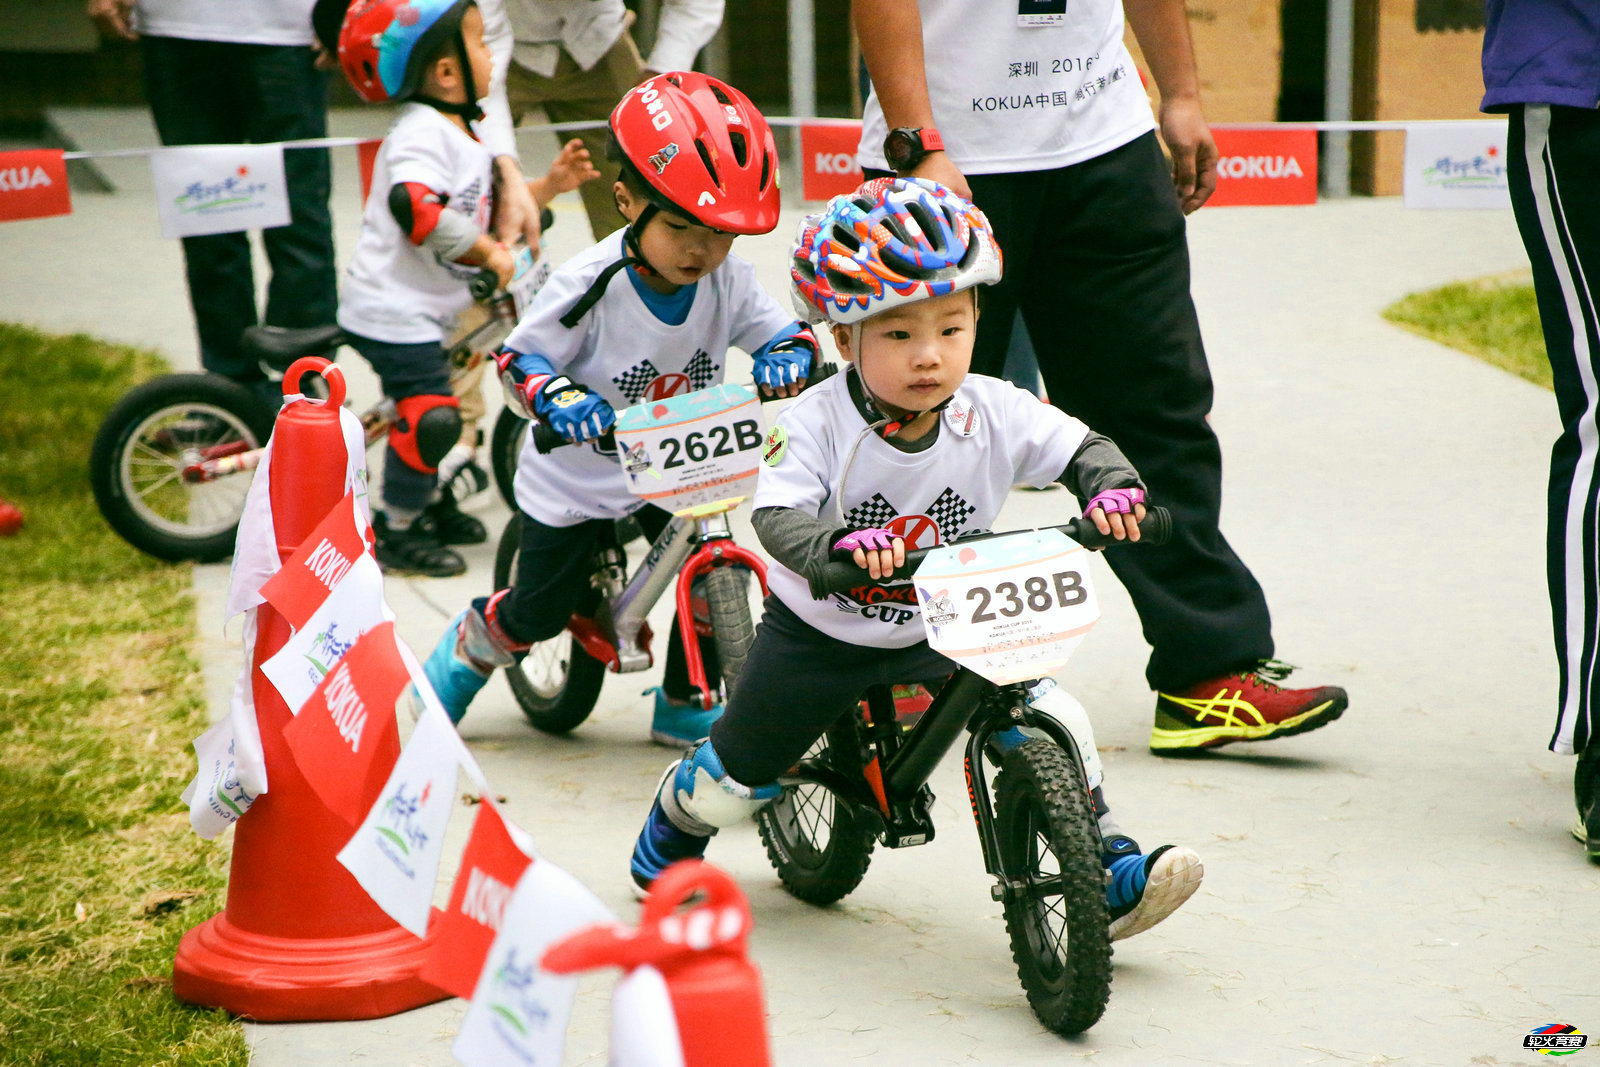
[629,770,711,898]
[645,686,723,748]
[1103,835,1204,941]
[424,612,492,724]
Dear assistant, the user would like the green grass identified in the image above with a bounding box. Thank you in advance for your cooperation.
[0,324,246,1066]
[1382,272,1551,390]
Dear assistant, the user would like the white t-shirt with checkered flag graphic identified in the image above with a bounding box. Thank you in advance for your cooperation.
[507,231,794,527]
[756,371,1089,648]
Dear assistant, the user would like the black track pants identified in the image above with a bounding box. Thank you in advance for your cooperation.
[963,133,1274,690]
[1507,103,1600,756]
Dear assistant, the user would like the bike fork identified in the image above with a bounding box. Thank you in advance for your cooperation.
[673,512,768,709]
[961,683,1104,902]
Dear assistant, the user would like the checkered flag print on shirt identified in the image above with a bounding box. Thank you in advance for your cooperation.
[685,349,719,390]
[844,493,899,529]
[925,488,976,539]
[612,359,661,404]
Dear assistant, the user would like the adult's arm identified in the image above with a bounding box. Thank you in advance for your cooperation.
[648,0,725,75]
[476,0,543,251]
[851,0,968,196]
[1123,0,1216,214]
[87,0,136,40]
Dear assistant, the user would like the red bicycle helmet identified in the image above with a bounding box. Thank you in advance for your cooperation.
[338,0,475,108]
[610,72,780,236]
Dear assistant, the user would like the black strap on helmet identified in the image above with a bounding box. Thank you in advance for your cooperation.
[412,29,483,123]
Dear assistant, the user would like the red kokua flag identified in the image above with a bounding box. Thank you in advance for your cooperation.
[282,620,406,825]
[420,800,535,999]
[261,490,370,630]
[0,150,71,222]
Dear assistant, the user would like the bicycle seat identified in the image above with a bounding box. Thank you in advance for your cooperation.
[241,324,347,377]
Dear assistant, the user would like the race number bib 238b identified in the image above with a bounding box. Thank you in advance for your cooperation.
[912,529,1099,685]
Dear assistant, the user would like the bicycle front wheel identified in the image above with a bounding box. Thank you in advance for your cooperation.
[493,512,606,734]
[994,739,1112,1035]
[757,715,876,905]
[489,406,525,511]
[89,373,274,562]
[701,564,756,698]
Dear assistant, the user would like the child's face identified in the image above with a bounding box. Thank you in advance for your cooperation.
[615,183,737,287]
[833,289,977,416]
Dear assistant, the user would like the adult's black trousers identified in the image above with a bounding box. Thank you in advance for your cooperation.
[142,35,337,410]
[1506,103,1600,756]
[963,132,1273,690]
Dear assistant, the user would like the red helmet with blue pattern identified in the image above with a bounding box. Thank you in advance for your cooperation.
[790,177,1002,326]
[338,0,473,105]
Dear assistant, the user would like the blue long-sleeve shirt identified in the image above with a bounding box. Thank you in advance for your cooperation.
[1481,0,1600,112]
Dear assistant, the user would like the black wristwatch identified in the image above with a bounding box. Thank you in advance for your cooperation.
[883,126,945,173]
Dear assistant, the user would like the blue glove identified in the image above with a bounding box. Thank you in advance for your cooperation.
[531,375,615,443]
[751,324,817,394]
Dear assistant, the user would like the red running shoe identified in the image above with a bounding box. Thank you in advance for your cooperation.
[1151,660,1346,755]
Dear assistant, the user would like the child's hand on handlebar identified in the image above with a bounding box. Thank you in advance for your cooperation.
[531,375,615,443]
[485,242,516,291]
[1083,487,1146,543]
[834,528,905,581]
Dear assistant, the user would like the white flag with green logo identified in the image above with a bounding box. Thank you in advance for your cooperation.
[261,552,390,715]
[337,705,464,936]
[453,861,614,1067]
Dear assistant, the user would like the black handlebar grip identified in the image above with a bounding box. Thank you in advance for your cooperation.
[531,421,616,454]
[469,269,499,301]
[811,505,1173,596]
[540,206,554,232]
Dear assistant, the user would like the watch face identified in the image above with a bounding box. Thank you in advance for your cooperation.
[885,129,918,171]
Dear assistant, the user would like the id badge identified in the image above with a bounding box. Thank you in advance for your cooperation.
[1018,0,1065,27]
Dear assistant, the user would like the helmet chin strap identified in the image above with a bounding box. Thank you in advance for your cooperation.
[413,32,484,123]
[848,324,952,440]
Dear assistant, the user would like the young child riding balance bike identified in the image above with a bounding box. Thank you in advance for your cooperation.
[421,72,820,746]
[628,177,1205,941]
[334,0,518,578]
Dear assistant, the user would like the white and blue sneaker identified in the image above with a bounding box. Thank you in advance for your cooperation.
[424,612,493,725]
[1103,835,1204,941]
[645,686,724,748]
[629,762,711,897]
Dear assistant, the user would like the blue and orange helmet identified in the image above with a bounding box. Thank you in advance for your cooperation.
[790,177,1002,326]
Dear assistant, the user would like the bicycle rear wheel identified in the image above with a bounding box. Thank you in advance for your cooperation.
[757,714,876,905]
[89,373,275,562]
[493,512,607,734]
[994,739,1112,1035]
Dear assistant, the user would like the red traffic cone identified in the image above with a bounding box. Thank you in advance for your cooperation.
[172,358,448,1020]
[544,861,770,1067]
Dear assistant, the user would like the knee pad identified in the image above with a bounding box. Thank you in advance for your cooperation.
[390,394,461,473]
[661,740,780,830]
[1027,678,1103,791]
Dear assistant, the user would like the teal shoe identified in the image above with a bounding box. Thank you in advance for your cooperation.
[424,612,492,724]
[645,686,723,748]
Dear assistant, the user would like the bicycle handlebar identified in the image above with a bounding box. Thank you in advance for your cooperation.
[812,506,1173,596]
[529,361,841,454]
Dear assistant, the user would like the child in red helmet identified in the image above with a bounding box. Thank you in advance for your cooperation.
[332,0,513,577]
[421,72,820,747]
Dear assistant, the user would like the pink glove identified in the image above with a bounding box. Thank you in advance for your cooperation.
[834,528,897,553]
[1084,487,1145,516]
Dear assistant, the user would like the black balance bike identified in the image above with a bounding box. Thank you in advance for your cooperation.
[755,506,1171,1036]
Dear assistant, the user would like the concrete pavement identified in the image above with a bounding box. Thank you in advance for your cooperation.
[2,112,1591,1065]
